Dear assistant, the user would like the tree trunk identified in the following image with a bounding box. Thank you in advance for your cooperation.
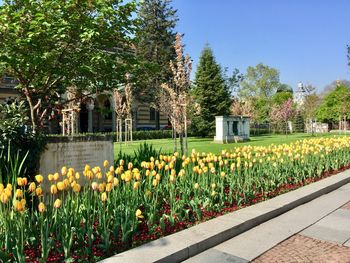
[24,88,37,133]
[184,116,188,156]
[173,120,177,152]
[156,110,160,130]
[179,132,184,156]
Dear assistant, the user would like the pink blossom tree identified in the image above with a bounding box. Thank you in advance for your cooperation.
[270,98,295,134]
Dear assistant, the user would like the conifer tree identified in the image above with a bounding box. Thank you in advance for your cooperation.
[191,45,231,136]
[135,0,178,128]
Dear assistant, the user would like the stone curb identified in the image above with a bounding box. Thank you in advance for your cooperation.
[100,169,350,263]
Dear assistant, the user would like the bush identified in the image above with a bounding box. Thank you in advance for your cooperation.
[0,101,46,180]
[115,142,162,167]
[58,130,176,141]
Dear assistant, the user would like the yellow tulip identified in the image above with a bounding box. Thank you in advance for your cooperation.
[68,175,74,184]
[48,174,54,181]
[86,170,94,180]
[133,182,140,189]
[91,182,98,191]
[99,183,105,193]
[133,171,141,180]
[50,185,58,195]
[14,199,24,212]
[38,202,46,213]
[107,174,114,183]
[103,160,109,168]
[124,171,132,182]
[54,199,62,208]
[35,187,43,196]
[101,192,107,202]
[105,183,113,192]
[22,177,28,186]
[194,183,200,190]
[35,175,43,184]
[28,182,36,193]
[96,172,102,179]
[63,178,69,188]
[15,189,23,199]
[17,177,24,186]
[61,166,67,176]
[57,182,65,191]
[0,193,9,204]
[113,178,119,186]
[113,167,119,175]
[72,183,81,193]
[53,172,60,181]
[135,209,143,219]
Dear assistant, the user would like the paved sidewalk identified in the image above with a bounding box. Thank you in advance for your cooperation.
[184,183,350,263]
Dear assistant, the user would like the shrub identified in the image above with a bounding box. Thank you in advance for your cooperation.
[0,101,46,180]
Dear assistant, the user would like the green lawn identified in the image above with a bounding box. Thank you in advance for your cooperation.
[114,132,349,158]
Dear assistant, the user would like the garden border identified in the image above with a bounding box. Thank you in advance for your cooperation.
[100,168,350,263]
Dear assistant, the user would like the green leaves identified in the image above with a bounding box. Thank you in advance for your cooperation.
[0,0,138,131]
[191,45,231,136]
[316,84,350,122]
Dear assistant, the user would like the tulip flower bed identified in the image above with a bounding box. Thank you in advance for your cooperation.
[1,137,350,262]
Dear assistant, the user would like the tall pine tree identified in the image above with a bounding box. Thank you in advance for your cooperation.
[191,45,231,136]
[135,0,178,128]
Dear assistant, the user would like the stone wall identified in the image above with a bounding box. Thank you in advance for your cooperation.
[39,135,114,177]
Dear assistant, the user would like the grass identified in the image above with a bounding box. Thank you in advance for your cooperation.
[114,132,350,159]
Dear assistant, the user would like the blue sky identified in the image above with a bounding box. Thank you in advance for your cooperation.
[1,0,349,92]
[173,0,350,92]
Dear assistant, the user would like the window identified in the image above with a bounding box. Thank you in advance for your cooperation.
[150,107,156,121]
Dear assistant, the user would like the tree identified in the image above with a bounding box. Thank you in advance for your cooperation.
[272,91,293,106]
[252,96,271,123]
[270,98,295,134]
[316,84,350,124]
[238,63,281,99]
[160,33,191,155]
[191,45,231,137]
[321,80,350,96]
[135,0,178,128]
[303,93,321,120]
[301,93,320,134]
[276,83,293,93]
[0,0,137,132]
[230,99,254,118]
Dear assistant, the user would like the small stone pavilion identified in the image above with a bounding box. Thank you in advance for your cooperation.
[214,116,250,143]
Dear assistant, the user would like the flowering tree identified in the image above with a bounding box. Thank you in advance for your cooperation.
[160,33,192,155]
[230,99,255,118]
[270,98,295,134]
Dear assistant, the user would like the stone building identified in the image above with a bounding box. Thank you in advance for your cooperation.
[293,81,307,106]
[0,76,169,133]
[72,92,169,133]
[214,115,250,143]
[0,75,20,103]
